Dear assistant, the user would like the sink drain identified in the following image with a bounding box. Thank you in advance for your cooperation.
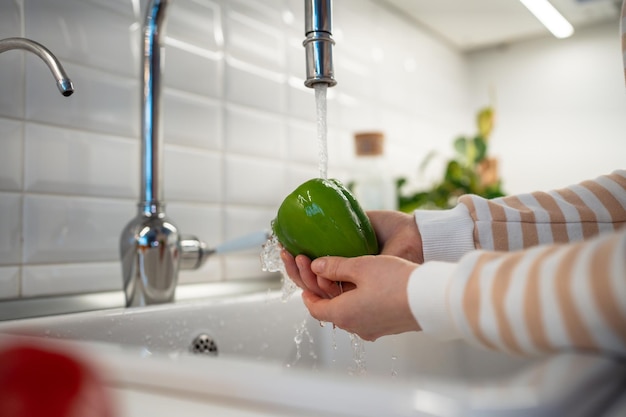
[190,334,218,356]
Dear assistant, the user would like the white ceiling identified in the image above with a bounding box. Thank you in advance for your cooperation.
[380,0,622,51]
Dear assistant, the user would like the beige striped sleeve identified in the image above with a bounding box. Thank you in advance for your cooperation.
[458,170,626,252]
[448,228,626,357]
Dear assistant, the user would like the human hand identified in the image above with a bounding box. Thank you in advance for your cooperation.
[367,210,424,263]
[281,210,423,299]
[300,255,421,341]
[279,213,424,339]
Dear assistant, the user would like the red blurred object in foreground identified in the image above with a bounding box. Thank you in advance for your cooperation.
[0,342,114,417]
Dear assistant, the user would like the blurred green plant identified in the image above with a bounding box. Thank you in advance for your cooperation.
[397,106,506,212]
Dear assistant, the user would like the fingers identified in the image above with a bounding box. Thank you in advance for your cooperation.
[302,289,358,336]
[280,250,329,299]
[281,251,369,299]
[296,255,329,299]
[281,250,302,286]
[301,289,334,323]
[317,277,344,298]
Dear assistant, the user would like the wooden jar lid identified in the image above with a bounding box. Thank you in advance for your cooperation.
[354,132,384,156]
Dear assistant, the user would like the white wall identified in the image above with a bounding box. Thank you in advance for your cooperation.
[0,0,469,301]
[2,1,624,303]
[467,21,626,195]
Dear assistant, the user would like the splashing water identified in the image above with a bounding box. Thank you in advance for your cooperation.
[260,234,297,301]
[287,317,317,368]
[315,83,328,180]
[349,333,367,376]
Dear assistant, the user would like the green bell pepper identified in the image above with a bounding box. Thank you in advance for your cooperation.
[272,178,379,259]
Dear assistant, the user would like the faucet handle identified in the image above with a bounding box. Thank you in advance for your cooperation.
[180,237,212,270]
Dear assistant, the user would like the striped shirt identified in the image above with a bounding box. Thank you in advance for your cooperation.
[408,170,626,357]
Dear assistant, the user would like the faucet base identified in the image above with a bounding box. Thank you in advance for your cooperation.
[120,211,180,307]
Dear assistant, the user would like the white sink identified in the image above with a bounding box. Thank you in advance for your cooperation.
[1,290,624,416]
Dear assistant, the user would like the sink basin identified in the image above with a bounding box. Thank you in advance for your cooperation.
[1,290,624,416]
[0,290,524,378]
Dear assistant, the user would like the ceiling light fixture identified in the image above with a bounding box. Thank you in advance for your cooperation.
[519,0,574,39]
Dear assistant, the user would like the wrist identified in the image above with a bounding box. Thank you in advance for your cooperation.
[390,212,424,264]
[403,213,424,264]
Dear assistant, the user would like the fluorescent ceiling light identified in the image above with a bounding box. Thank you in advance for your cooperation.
[519,0,574,39]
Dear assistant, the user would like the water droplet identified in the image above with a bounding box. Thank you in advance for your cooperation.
[348,333,367,376]
[391,355,398,378]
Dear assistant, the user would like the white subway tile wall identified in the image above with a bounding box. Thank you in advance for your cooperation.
[0,0,469,300]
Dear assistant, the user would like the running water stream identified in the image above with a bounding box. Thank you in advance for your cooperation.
[261,83,367,375]
[315,84,329,180]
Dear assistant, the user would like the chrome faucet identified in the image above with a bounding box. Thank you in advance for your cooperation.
[120,0,334,307]
[0,37,74,96]
[120,0,268,307]
[304,0,336,88]
[120,0,192,307]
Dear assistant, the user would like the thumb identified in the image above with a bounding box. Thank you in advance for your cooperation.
[310,256,373,283]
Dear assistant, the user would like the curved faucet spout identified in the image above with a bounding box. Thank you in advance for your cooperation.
[0,37,74,96]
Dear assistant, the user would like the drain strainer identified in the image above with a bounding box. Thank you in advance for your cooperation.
[190,334,218,356]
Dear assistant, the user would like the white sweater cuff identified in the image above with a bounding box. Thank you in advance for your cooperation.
[407,261,460,341]
[414,204,475,263]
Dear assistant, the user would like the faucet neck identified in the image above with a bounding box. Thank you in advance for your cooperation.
[141,0,169,207]
[305,0,332,34]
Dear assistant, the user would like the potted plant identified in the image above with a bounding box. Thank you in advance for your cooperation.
[397,106,506,212]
